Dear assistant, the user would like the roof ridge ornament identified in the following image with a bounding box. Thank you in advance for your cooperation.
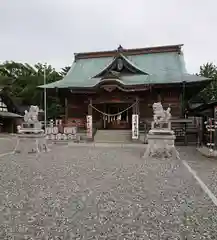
[92,51,148,78]
[117,58,124,71]
[102,70,120,80]
[117,45,124,52]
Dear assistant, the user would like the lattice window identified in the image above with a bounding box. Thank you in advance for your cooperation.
[0,97,8,112]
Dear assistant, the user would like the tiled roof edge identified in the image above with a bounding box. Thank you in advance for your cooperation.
[74,44,183,60]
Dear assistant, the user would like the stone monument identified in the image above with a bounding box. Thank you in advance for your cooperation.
[143,102,180,159]
[15,105,50,154]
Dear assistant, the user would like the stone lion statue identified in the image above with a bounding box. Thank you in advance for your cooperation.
[152,102,171,126]
[24,105,39,124]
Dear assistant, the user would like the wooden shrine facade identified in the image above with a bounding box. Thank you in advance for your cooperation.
[40,44,211,140]
[58,84,183,130]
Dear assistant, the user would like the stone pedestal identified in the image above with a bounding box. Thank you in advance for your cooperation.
[15,105,51,154]
[15,134,50,154]
[143,129,180,159]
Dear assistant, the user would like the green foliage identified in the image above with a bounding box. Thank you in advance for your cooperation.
[198,62,217,102]
[47,96,64,119]
[0,61,65,119]
[60,66,70,76]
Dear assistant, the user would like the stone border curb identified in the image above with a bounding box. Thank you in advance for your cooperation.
[197,146,217,159]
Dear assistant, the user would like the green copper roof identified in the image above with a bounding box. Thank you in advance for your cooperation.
[39,49,209,89]
[93,53,148,77]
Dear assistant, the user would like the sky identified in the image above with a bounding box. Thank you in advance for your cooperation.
[0,0,217,74]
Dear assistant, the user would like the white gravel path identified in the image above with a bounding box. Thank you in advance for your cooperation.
[0,144,217,239]
[180,146,217,203]
[0,136,18,155]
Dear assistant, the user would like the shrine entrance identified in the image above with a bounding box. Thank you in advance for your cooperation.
[88,97,139,139]
[103,103,132,129]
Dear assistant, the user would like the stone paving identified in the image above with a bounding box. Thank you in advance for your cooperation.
[0,143,217,239]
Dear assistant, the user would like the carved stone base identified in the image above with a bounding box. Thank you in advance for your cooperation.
[15,134,50,154]
[151,121,171,130]
[143,130,180,159]
[18,128,44,134]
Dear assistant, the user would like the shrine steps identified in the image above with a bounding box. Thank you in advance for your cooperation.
[94,130,132,143]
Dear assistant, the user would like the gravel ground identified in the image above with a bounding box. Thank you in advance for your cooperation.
[180,146,217,199]
[0,136,18,154]
[0,144,217,239]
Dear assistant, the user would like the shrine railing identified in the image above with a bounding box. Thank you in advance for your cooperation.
[142,117,202,145]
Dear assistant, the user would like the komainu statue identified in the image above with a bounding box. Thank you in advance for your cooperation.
[15,105,49,154]
[152,102,171,128]
[24,105,40,124]
[23,105,42,129]
[143,102,180,159]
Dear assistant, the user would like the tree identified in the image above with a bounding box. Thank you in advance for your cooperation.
[60,66,70,76]
[0,61,65,119]
[199,63,217,78]
[198,62,217,102]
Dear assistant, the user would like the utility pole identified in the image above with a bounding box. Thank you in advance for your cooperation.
[44,63,47,132]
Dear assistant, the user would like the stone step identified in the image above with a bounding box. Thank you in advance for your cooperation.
[94,130,132,143]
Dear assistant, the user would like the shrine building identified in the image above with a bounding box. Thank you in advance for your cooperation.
[0,91,23,132]
[40,44,210,140]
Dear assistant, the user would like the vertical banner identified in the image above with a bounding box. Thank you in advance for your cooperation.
[86,115,93,138]
[132,114,139,139]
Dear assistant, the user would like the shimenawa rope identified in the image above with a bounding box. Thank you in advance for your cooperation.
[89,101,137,117]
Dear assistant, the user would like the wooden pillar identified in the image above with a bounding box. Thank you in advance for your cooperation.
[157,94,161,102]
[64,97,68,124]
[11,119,13,133]
[180,81,186,117]
[88,98,92,115]
[132,103,136,114]
[55,87,58,121]
[103,104,106,129]
[136,96,139,115]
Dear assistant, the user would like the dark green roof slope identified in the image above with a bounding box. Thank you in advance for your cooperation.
[39,46,209,89]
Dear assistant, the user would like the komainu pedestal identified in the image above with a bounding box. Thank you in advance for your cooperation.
[143,129,180,159]
[143,102,180,159]
[15,133,49,154]
[15,105,50,154]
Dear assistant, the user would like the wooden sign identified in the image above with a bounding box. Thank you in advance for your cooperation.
[86,115,92,138]
[132,114,139,139]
